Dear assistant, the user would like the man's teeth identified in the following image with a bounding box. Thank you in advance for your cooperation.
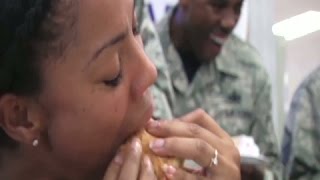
[210,35,226,45]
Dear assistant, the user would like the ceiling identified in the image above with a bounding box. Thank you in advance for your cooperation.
[275,0,320,22]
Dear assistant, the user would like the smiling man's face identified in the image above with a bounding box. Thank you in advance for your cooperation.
[180,0,243,62]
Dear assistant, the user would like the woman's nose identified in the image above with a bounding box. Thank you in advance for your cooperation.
[131,41,158,98]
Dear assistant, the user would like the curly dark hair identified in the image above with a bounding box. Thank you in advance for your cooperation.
[0,0,77,149]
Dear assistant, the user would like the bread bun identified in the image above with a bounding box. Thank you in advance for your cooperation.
[136,130,183,179]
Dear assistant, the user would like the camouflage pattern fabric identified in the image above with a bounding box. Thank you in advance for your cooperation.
[283,67,320,180]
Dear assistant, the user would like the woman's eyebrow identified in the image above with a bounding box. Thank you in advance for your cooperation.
[90,29,129,63]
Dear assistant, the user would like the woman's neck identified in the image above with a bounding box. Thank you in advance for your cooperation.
[0,148,105,180]
[0,149,31,179]
[0,148,58,180]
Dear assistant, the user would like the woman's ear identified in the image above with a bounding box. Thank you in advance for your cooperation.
[0,95,45,146]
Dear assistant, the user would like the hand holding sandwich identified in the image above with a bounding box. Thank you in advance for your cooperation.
[104,109,241,180]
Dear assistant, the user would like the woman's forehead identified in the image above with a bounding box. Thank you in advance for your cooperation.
[46,0,135,68]
[78,0,134,18]
[75,0,134,37]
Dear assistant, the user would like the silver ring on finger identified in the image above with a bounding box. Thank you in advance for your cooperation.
[208,149,219,168]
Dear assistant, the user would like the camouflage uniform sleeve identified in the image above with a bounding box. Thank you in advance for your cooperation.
[286,81,320,180]
[251,68,283,180]
[282,114,293,179]
[136,0,174,120]
[151,86,173,119]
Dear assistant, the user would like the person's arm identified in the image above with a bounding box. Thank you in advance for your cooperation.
[287,83,320,180]
[151,86,173,120]
[136,0,168,74]
[250,69,283,180]
[135,1,174,120]
[138,2,172,94]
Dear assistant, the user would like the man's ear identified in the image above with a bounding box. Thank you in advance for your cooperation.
[0,94,44,146]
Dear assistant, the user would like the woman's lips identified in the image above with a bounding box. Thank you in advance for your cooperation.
[141,89,154,120]
[125,91,154,141]
[121,103,153,145]
[142,97,154,125]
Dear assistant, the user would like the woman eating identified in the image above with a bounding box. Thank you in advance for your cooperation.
[0,0,240,179]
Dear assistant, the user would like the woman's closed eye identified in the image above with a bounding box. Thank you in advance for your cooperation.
[103,12,139,88]
[104,70,123,87]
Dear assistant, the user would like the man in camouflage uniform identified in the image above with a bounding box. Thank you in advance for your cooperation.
[282,67,320,180]
[153,0,282,179]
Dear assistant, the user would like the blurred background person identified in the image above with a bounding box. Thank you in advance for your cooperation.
[0,0,241,179]
[282,66,320,180]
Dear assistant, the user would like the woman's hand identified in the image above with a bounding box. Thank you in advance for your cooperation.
[103,138,157,180]
[147,109,241,180]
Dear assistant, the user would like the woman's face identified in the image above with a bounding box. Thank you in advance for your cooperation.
[37,0,156,176]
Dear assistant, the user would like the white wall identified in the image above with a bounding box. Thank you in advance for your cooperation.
[148,0,178,22]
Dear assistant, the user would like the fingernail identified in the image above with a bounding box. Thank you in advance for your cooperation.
[148,120,160,129]
[144,155,153,172]
[114,152,123,165]
[150,139,165,150]
[162,164,176,177]
[132,138,142,154]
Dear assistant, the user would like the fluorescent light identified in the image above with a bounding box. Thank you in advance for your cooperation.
[272,11,320,41]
